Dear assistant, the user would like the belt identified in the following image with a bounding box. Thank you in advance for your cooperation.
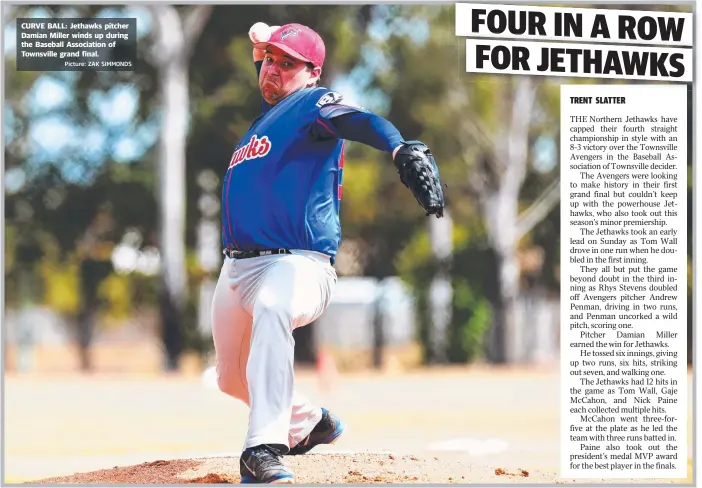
[223,247,334,266]
[223,248,291,259]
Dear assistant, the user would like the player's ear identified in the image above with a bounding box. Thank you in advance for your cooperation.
[307,66,322,87]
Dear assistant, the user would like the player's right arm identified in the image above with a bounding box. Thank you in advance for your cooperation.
[249,23,280,112]
[252,41,266,64]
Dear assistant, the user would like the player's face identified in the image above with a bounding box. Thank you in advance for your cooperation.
[259,46,321,105]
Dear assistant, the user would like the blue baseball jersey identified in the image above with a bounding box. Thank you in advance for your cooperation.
[221,86,356,260]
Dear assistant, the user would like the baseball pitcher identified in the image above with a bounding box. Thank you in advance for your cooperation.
[211,21,445,483]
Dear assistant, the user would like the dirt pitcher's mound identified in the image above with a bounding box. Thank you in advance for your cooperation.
[25,453,676,484]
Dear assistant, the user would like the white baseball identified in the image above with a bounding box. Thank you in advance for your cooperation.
[249,22,272,43]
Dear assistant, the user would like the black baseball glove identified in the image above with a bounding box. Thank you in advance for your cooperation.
[393,141,445,218]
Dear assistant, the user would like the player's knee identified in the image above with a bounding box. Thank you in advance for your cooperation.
[254,294,295,326]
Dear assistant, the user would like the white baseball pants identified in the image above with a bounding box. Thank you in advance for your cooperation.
[211,250,337,453]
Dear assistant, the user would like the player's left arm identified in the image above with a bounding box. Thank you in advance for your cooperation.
[311,102,404,155]
[312,94,445,218]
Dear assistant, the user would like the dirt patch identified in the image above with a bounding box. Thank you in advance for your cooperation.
[23,453,677,485]
[27,459,201,484]
[184,473,237,484]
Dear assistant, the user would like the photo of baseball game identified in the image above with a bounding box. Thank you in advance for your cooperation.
[2,2,694,485]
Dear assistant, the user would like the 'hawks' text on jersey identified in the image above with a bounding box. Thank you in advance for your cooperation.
[221,87,355,261]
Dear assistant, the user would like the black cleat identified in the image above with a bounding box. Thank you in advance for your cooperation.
[287,408,346,456]
[240,444,294,484]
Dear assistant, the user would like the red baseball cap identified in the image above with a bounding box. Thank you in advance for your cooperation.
[254,23,326,68]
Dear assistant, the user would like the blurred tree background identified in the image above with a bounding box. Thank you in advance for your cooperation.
[3,4,693,371]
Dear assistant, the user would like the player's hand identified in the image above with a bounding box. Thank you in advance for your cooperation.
[248,22,281,43]
[249,23,280,62]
